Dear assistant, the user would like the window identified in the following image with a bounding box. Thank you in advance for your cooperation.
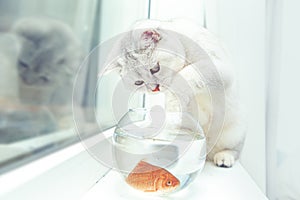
[0,0,97,173]
[0,1,148,198]
[0,0,144,174]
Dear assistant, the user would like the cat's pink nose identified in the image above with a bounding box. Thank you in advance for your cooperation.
[152,84,160,92]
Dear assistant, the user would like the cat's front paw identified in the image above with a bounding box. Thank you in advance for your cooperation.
[213,151,235,168]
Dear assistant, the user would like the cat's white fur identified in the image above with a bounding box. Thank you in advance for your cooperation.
[109,19,246,167]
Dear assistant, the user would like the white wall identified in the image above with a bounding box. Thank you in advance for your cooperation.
[205,0,266,192]
[276,0,300,167]
[266,0,300,199]
[150,0,205,26]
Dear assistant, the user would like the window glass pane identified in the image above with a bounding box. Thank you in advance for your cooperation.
[0,0,147,174]
[95,0,148,129]
[0,0,100,173]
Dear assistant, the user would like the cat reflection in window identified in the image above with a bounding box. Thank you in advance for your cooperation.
[13,18,84,129]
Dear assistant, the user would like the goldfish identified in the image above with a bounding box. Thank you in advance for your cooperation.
[125,160,180,193]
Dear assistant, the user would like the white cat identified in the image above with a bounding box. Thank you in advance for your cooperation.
[107,19,246,167]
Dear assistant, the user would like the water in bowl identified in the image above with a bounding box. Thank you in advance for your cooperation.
[112,112,206,194]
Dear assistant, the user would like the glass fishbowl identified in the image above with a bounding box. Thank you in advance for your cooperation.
[112,107,206,195]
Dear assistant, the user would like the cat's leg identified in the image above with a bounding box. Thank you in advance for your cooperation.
[213,150,238,168]
[208,117,246,168]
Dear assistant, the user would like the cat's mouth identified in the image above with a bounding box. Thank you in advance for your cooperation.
[152,84,160,92]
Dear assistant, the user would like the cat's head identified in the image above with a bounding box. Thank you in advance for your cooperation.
[107,26,187,93]
[13,18,83,86]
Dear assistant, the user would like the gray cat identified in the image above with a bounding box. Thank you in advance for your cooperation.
[0,18,84,143]
[0,32,57,143]
[12,18,84,128]
[13,18,83,106]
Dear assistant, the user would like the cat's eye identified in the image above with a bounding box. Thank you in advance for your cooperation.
[19,60,29,69]
[57,58,66,65]
[150,62,160,75]
[134,80,144,86]
[40,76,49,83]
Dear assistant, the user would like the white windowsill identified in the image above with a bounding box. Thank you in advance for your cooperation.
[81,162,268,200]
[0,126,268,200]
[0,128,114,200]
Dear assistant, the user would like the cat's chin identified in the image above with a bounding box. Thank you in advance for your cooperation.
[21,79,50,87]
[149,91,161,94]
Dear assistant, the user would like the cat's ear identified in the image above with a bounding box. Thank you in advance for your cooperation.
[139,29,162,50]
[100,41,123,75]
[132,29,162,50]
[102,60,123,75]
[132,19,162,42]
[12,18,48,43]
[141,29,161,44]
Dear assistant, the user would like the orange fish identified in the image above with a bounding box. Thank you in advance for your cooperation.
[125,160,180,192]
